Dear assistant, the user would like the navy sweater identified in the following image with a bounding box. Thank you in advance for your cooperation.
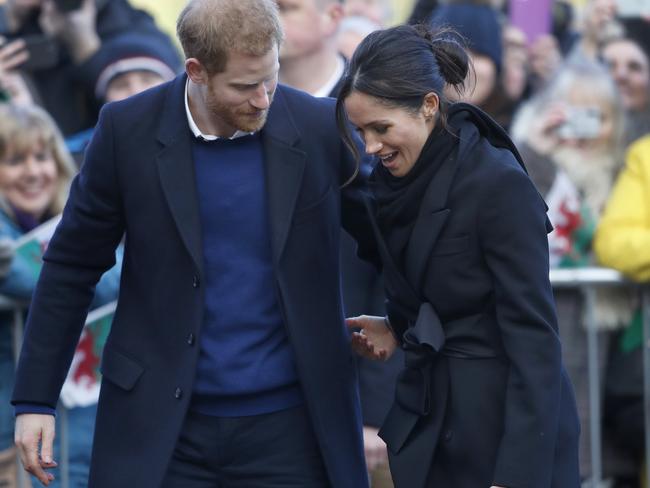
[190,133,303,416]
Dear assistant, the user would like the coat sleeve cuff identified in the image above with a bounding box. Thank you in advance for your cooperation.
[14,403,56,417]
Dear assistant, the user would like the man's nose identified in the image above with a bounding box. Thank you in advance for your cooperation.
[251,84,271,110]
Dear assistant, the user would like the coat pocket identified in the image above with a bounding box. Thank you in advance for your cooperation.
[431,235,469,256]
[100,345,145,391]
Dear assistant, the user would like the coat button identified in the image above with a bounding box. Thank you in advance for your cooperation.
[186,333,195,346]
[443,430,453,442]
[174,387,183,399]
[192,275,200,288]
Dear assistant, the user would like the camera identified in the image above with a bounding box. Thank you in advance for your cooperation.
[557,106,602,140]
[616,0,650,17]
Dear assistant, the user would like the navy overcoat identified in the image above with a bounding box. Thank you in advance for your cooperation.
[12,75,377,488]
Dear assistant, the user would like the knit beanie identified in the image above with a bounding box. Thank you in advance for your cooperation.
[91,32,182,101]
[430,3,503,73]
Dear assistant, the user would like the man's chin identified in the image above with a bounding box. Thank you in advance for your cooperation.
[236,113,268,133]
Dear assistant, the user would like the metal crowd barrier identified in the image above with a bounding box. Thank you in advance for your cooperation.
[550,267,649,488]
[0,267,648,488]
[0,297,69,488]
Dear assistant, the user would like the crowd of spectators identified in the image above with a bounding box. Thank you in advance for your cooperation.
[0,0,648,486]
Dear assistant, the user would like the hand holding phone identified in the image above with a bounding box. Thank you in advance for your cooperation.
[0,37,29,72]
[39,0,98,63]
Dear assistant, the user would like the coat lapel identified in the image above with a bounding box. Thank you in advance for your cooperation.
[155,75,204,273]
[403,153,459,290]
[261,87,306,264]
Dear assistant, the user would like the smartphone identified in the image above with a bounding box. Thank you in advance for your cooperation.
[557,106,602,140]
[16,35,60,72]
[53,0,84,12]
[616,0,650,17]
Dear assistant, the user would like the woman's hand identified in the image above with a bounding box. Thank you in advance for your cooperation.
[345,315,398,361]
[526,102,567,156]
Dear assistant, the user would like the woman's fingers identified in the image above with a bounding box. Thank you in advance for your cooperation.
[0,39,28,71]
[351,331,385,360]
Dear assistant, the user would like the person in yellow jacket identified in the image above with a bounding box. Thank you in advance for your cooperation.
[594,134,649,486]
[595,135,650,280]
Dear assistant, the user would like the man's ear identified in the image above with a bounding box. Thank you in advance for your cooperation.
[323,2,344,37]
[185,58,207,85]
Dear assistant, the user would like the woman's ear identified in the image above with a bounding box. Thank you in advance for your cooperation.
[422,92,440,120]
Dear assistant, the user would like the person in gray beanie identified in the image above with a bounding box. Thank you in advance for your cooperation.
[66,32,181,165]
[88,32,181,104]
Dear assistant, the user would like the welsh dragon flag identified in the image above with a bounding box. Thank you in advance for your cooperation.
[59,301,117,408]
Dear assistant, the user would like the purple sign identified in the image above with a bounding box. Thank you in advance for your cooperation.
[509,0,553,44]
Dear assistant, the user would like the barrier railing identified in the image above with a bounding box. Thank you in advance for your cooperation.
[0,297,69,488]
[1,267,648,487]
[550,267,648,488]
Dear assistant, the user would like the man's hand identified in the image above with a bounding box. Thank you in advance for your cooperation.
[4,0,43,33]
[0,37,29,73]
[15,413,57,486]
[39,0,99,64]
[0,37,35,105]
[362,426,388,471]
[346,315,398,361]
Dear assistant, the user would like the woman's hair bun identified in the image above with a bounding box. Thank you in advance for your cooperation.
[414,24,469,87]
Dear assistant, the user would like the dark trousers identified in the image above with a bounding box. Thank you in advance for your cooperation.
[161,405,330,488]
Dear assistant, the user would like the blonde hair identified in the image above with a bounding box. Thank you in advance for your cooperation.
[512,57,626,159]
[0,103,76,216]
[177,0,283,75]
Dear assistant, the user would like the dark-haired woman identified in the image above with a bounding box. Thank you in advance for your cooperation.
[339,25,581,488]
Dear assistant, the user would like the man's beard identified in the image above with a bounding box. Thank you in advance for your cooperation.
[206,86,274,134]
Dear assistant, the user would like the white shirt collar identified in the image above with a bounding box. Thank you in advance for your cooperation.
[313,55,346,98]
[184,78,253,141]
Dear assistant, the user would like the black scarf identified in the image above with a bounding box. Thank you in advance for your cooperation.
[369,103,527,269]
[369,120,457,267]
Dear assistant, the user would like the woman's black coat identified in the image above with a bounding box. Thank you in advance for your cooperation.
[373,106,581,488]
